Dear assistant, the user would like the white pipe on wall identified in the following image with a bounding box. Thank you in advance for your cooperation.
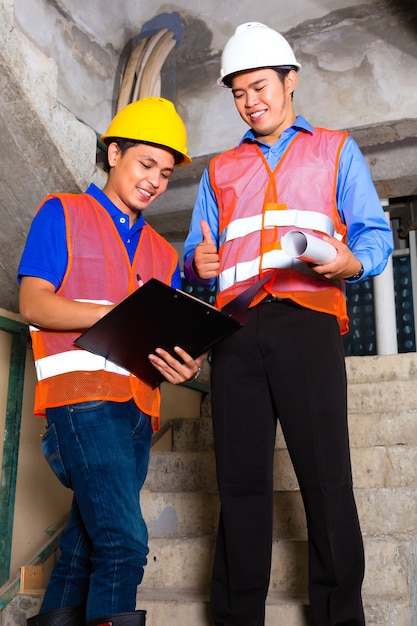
[408,209,417,351]
[373,209,398,355]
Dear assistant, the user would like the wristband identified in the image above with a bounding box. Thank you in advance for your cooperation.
[347,264,364,281]
[190,367,202,382]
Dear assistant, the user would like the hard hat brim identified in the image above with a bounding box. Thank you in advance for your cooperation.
[217,63,301,88]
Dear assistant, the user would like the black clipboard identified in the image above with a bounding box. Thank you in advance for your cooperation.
[74,278,241,388]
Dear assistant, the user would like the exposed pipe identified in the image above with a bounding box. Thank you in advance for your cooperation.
[408,203,417,349]
[374,209,398,355]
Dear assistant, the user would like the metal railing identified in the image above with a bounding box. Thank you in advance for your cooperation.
[0,521,65,609]
[0,316,29,587]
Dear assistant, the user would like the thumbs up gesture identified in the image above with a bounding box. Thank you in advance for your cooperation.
[194,220,220,279]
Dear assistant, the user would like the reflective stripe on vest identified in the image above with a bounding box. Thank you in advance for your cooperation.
[218,208,336,292]
[220,209,335,248]
[210,129,349,332]
[35,350,130,380]
[31,297,130,380]
[218,251,316,291]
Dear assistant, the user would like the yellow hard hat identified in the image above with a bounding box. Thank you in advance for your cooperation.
[101,97,191,166]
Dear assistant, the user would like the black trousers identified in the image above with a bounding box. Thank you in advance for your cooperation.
[209,300,365,626]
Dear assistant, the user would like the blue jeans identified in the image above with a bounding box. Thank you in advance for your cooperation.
[40,399,153,621]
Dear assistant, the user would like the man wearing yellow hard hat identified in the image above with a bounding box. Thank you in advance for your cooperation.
[18,97,202,626]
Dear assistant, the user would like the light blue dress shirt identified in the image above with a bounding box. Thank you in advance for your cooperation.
[183,115,393,288]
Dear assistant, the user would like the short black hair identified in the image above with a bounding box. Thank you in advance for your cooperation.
[272,65,298,83]
[103,138,182,171]
[225,65,298,88]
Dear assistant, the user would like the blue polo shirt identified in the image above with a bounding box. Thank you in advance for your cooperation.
[18,183,181,289]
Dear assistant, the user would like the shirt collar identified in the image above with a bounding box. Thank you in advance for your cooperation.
[237,115,314,149]
[85,183,146,229]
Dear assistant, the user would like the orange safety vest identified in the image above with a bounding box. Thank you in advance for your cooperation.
[210,128,350,333]
[29,193,178,431]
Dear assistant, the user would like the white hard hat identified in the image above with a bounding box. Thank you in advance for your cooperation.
[218,22,301,87]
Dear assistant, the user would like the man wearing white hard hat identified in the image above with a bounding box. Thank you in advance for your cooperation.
[184,22,392,626]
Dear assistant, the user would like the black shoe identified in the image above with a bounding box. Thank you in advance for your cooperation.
[27,605,85,626]
[87,610,146,626]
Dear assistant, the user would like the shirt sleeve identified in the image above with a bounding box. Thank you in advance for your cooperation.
[17,197,68,290]
[337,136,393,281]
[183,167,219,288]
[171,264,182,289]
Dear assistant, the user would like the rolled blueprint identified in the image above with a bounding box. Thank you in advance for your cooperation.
[281,230,337,264]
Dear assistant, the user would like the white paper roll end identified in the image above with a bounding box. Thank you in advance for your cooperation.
[281,230,337,264]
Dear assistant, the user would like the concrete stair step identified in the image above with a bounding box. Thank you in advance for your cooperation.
[135,587,412,626]
[171,417,214,452]
[345,353,417,384]
[142,487,417,540]
[140,534,414,599]
[350,445,417,489]
[347,379,417,413]
[135,589,315,626]
[271,486,417,537]
[145,450,217,493]
[146,444,417,494]
[347,409,417,448]
[197,352,417,390]
[3,589,411,626]
[361,535,415,599]
[272,443,417,491]
[142,491,219,538]
[170,407,417,453]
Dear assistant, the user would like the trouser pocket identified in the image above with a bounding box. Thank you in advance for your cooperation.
[41,422,71,488]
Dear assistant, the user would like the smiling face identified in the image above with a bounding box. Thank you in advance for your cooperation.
[231,67,298,145]
[103,142,175,225]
